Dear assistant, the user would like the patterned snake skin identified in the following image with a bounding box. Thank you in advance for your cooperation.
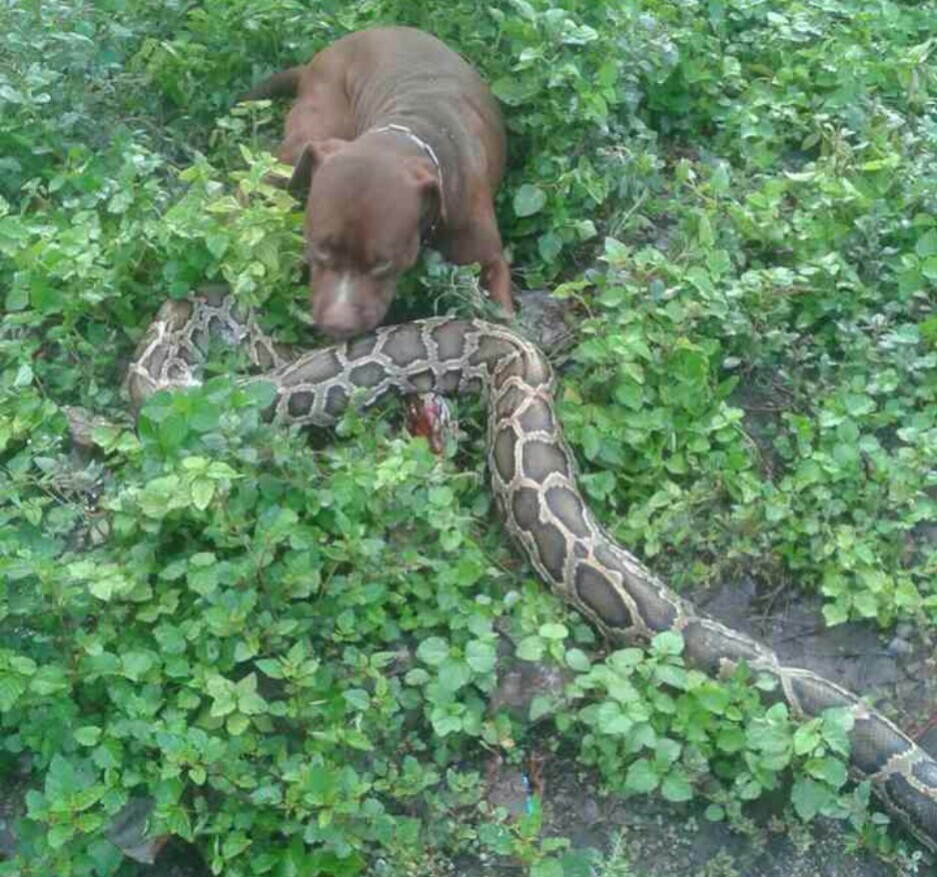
[126,293,937,851]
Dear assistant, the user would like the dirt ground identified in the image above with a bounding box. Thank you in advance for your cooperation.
[524,578,937,877]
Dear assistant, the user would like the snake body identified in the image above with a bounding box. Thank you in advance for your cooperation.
[127,293,937,851]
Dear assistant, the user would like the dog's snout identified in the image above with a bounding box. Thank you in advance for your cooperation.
[312,269,392,338]
[314,302,369,338]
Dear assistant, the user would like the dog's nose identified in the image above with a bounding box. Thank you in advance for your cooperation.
[314,303,368,338]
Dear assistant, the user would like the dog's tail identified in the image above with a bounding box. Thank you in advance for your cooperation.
[240,66,303,102]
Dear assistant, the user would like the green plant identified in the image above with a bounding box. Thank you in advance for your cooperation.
[591,833,655,877]
[559,632,871,838]
[1,0,935,873]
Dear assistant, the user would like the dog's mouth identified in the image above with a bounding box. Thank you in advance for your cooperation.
[316,323,372,341]
[312,309,386,339]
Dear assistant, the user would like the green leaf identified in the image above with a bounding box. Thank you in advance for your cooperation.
[806,756,848,789]
[514,184,548,217]
[206,232,229,258]
[158,413,188,451]
[843,394,874,417]
[432,713,463,737]
[915,229,937,258]
[416,637,449,666]
[120,651,155,681]
[538,622,568,641]
[613,378,643,410]
[696,684,730,715]
[47,823,75,849]
[517,636,545,662]
[343,688,370,711]
[852,590,878,619]
[821,708,854,757]
[565,648,591,672]
[661,771,693,802]
[791,777,825,821]
[607,649,643,674]
[87,571,132,602]
[716,726,745,754]
[0,676,25,711]
[491,77,539,106]
[221,831,251,860]
[529,694,555,722]
[14,363,33,388]
[437,659,471,692]
[244,379,278,409]
[5,284,29,311]
[595,702,632,736]
[74,726,102,746]
[191,478,215,510]
[651,631,684,657]
[538,230,563,262]
[256,659,283,679]
[922,256,937,281]
[822,601,849,626]
[226,713,250,736]
[531,859,564,877]
[404,668,430,686]
[30,666,69,696]
[624,759,659,794]
[654,664,688,690]
[465,640,497,674]
[793,723,820,756]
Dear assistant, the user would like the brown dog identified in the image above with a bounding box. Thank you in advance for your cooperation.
[245,26,513,337]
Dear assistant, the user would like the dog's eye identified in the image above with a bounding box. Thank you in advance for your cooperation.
[369,260,395,279]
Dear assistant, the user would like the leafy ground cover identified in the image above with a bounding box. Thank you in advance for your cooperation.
[1,0,935,875]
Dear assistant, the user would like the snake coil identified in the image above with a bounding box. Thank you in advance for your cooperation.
[125,293,937,851]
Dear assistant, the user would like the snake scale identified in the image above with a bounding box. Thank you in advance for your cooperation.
[125,292,937,852]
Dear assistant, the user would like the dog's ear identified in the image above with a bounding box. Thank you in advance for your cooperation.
[287,139,348,201]
[408,157,446,224]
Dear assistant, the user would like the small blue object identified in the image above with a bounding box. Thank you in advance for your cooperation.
[522,771,536,815]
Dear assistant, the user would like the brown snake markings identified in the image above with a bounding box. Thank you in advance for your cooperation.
[126,294,937,851]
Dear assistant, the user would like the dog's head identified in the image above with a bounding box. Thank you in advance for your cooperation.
[288,138,444,338]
